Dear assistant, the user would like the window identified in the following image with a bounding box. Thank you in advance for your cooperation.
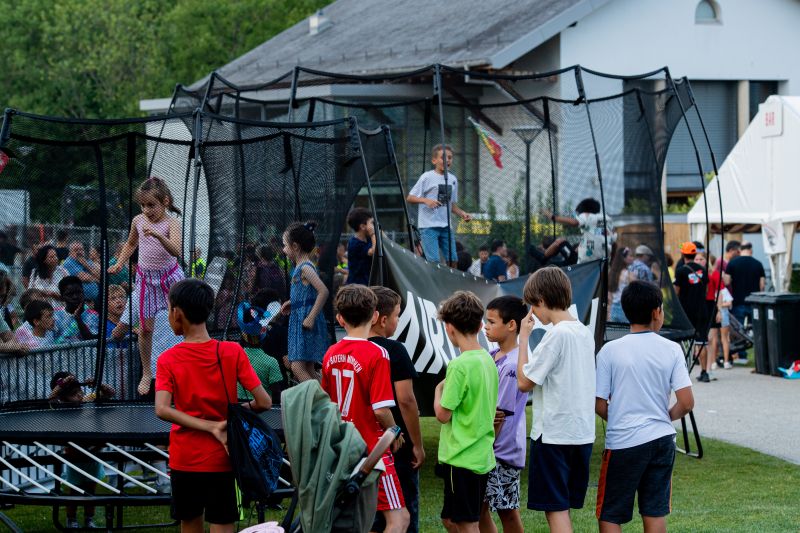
[695,0,721,23]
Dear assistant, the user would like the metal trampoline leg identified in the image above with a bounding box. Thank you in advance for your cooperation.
[0,511,22,533]
[676,410,703,459]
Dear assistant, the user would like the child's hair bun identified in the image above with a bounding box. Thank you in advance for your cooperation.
[303,221,317,233]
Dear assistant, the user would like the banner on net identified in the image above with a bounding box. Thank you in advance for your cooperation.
[379,237,603,415]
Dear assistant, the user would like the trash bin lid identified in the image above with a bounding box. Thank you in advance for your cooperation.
[745,291,800,304]
[745,292,775,304]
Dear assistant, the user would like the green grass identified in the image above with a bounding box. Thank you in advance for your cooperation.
[4,409,799,532]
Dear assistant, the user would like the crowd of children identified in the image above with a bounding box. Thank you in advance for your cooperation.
[0,164,699,532]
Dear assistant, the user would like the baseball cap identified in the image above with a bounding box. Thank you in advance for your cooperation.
[635,244,654,256]
[680,242,697,254]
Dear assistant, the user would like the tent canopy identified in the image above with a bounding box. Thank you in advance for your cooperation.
[688,95,800,228]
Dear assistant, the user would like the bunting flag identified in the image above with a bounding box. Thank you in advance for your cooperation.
[469,117,503,168]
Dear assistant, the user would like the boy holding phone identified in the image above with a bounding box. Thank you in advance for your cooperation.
[480,296,529,533]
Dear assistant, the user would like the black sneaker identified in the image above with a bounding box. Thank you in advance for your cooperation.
[697,371,710,383]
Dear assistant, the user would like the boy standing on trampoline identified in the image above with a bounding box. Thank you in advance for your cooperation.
[407,144,471,267]
[321,285,409,533]
[155,279,271,533]
[434,291,498,533]
[595,280,694,532]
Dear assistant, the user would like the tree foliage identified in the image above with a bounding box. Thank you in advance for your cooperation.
[0,0,330,118]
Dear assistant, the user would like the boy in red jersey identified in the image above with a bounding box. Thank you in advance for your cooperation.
[155,279,271,533]
[321,284,409,533]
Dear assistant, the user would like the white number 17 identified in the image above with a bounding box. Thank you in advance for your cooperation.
[331,368,355,417]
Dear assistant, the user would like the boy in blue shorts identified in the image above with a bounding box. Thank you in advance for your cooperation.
[517,267,596,532]
[155,279,271,533]
[407,144,472,267]
[595,280,694,532]
[434,290,498,532]
[480,295,528,533]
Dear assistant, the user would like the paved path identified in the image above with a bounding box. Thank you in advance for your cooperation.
[683,366,800,464]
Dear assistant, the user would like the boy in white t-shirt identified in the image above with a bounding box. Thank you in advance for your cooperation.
[595,280,695,532]
[516,267,596,532]
[406,144,471,267]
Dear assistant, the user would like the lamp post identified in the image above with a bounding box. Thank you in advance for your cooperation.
[511,126,544,273]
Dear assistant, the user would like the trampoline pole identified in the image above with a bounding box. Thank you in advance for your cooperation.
[434,65,453,266]
[383,126,415,252]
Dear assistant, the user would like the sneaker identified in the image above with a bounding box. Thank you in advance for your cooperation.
[733,358,749,365]
[86,517,98,529]
[66,519,80,529]
[711,362,720,370]
[697,371,710,383]
[154,481,172,495]
[724,362,733,369]
[708,371,718,381]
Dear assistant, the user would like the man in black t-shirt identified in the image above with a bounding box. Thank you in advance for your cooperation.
[369,286,424,533]
[724,241,766,362]
[674,242,711,382]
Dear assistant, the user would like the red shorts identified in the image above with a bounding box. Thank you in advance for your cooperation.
[377,452,405,511]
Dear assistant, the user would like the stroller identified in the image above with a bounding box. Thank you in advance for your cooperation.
[279,380,399,533]
[713,313,754,366]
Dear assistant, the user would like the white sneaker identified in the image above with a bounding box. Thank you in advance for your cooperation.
[711,362,720,370]
[66,519,80,529]
[708,371,718,381]
[724,362,733,369]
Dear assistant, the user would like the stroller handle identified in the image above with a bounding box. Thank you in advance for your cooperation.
[341,426,401,500]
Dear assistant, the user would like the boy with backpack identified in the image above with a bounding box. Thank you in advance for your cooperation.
[595,280,694,531]
[516,267,596,533]
[155,279,271,532]
[321,284,409,533]
[434,290,499,532]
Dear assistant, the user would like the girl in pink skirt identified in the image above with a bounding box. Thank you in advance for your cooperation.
[109,177,184,395]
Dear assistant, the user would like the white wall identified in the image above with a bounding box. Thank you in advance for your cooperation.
[560,0,800,94]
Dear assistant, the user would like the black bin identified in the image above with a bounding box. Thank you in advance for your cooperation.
[745,292,772,375]
[762,293,800,376]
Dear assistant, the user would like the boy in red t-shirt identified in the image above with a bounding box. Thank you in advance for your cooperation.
[321,285,409,533]
[155,279,271,533]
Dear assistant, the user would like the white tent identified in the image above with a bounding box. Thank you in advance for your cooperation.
[688,96,800,291]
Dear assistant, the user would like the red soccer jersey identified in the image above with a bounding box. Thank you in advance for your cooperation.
[156,339,261,472]
[321,337,396,451]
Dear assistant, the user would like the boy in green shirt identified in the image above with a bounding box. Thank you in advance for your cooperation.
[434,290,499,532]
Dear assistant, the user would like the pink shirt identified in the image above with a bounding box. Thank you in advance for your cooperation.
[136,216,176,270]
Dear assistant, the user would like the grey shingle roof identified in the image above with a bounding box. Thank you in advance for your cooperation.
[190,0,610,90]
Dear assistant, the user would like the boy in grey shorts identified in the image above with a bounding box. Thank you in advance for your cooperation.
[595,281,695,531]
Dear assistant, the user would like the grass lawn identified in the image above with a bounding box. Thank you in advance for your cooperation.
[3,408,798,532]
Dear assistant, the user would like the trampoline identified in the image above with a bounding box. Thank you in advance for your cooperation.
[0,404,286,532]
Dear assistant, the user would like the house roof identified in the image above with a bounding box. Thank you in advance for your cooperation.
[188,0,611,90]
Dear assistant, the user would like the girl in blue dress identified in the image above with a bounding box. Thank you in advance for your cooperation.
[281,221,330,382]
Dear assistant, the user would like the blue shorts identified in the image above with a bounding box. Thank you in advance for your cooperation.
[527,438,592,512]
[419,226,457,263]
[720,308,730,328]
[596,434,676,524]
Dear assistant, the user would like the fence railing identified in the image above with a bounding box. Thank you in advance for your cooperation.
[0,340,142,407]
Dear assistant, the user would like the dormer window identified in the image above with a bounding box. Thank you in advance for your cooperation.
[695,0,721,23]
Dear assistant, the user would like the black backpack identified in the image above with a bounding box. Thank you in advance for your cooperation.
[216,342,284,505]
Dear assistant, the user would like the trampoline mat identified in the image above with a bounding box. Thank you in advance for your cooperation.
[0,404,169,445]
[604,324,694,343]
[0,404,284,445]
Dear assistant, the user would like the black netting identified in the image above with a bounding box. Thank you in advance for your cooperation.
[178,64,704,338]
[0,110,403,408]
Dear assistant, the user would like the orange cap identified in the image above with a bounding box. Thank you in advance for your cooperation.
[680,242,697,254]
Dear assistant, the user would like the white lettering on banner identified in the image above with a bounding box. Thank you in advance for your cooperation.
[393,288,601,375]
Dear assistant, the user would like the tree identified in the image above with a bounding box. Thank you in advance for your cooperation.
[0,0,330,118]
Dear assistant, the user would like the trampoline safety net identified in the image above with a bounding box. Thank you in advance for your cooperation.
[0,110,398,409]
